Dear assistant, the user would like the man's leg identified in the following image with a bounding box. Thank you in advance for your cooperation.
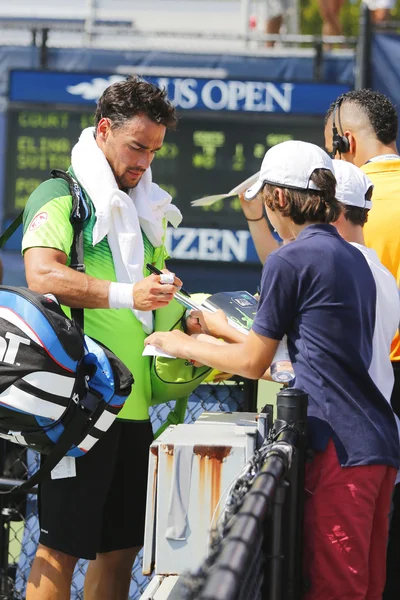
[86,421,153,599]
[265,15,283,48]
[28,424,121,598]
[26,544,78,600]
[84,546,140,600]
[318,0,344,36]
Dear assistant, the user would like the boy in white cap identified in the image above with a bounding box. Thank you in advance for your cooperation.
[332,160,400,416]
[146,140,399,600]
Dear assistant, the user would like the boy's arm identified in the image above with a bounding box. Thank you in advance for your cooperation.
[239,193,279,263]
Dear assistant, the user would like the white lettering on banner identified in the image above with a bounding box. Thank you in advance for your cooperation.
[227,81,247,111]
[178,78,198,109]
[66,75,294,113]
[199,79,294,112]
[244,82,265,112]
[221,230,249,262]
[0,332,30,365]
[201,80,230,111]
[265,83,293,113]
[165,228,251,262]
[169,229,198,259]
[158,77,198,109]
[198,229,221,260]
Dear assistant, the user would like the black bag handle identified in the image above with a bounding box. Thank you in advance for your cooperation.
[0,171,91,330]
[50,169,90,331]
[0,212,23,250]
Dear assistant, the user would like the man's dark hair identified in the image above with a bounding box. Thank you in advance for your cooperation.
[325,89,398,145]
[263,169,341,225]
[94,76,177,130]
[341,186,372,227]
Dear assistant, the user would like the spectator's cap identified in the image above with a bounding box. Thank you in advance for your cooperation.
[333,160,373,210]
[244,140,334,200]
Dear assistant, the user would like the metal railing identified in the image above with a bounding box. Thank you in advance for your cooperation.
[176,388,308,600]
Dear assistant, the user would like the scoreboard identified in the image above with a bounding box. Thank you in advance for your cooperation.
[4,107,324,229]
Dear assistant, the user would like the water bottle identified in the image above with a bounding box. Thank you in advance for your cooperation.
[270,336,295,383]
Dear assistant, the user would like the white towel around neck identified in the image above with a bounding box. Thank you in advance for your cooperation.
[71,127,182,333]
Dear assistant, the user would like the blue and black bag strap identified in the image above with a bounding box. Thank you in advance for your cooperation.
[50,169,90,331]
[0,170,90,329]
[0,213,23,250]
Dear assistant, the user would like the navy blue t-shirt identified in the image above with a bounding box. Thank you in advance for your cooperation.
[252,224,399,468]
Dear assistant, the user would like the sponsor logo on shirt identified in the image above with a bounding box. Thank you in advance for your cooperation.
[29,212,48,232]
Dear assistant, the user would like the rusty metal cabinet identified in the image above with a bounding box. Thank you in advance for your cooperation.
[142,416,258,576]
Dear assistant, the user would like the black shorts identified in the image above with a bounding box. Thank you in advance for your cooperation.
[38,419,154,559]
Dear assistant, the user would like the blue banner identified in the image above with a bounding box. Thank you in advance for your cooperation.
[371,33,400,140]
[9,70,350,115]
[166,227,261,263]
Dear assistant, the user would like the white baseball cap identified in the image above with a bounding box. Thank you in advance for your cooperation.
[333,160,373,209]
[244,140,334,201]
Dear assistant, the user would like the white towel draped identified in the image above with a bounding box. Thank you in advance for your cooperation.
[71,127,182,333]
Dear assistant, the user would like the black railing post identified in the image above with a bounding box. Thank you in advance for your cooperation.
[277,388,308,600]
[243,378,258,413]
[355,4,372,89]
[40,28,49,69]
[313,39,324,81]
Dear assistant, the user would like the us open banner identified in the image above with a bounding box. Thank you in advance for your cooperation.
[9,70,350,115]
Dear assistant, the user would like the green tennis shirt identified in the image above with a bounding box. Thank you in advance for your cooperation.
[22,176,168,421]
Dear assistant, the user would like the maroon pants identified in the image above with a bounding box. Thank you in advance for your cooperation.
[303,439,396,600]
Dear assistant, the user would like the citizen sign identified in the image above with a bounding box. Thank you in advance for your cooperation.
[166,228,255,262]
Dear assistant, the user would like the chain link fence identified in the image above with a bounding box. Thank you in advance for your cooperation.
[0,377,256,600]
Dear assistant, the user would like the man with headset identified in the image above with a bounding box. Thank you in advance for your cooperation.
[324,88,400,600]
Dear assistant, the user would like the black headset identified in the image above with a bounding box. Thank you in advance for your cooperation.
[332,97,350,157]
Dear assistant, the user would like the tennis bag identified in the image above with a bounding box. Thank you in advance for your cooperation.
[151,297,212,406]
[0,286,133,492]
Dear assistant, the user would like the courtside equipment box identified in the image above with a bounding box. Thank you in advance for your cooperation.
[142,416,258,575]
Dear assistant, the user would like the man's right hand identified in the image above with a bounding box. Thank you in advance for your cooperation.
[133,273,182,311]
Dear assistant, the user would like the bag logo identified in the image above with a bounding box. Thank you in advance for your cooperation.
[0,333,30,365]
[29,212,48,232]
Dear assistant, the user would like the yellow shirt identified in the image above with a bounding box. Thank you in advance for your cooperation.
[361,159,400,362]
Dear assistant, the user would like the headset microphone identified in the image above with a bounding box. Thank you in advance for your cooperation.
[332,97,350,157]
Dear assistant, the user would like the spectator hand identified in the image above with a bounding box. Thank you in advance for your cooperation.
[145,329,191,358]
[133,271,182,311]
[185,313,203,335]
[239,192,264,221]
[190,309,229,337]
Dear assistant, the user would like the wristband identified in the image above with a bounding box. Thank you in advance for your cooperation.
[245,215,264,222]
[108,282,135,309]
